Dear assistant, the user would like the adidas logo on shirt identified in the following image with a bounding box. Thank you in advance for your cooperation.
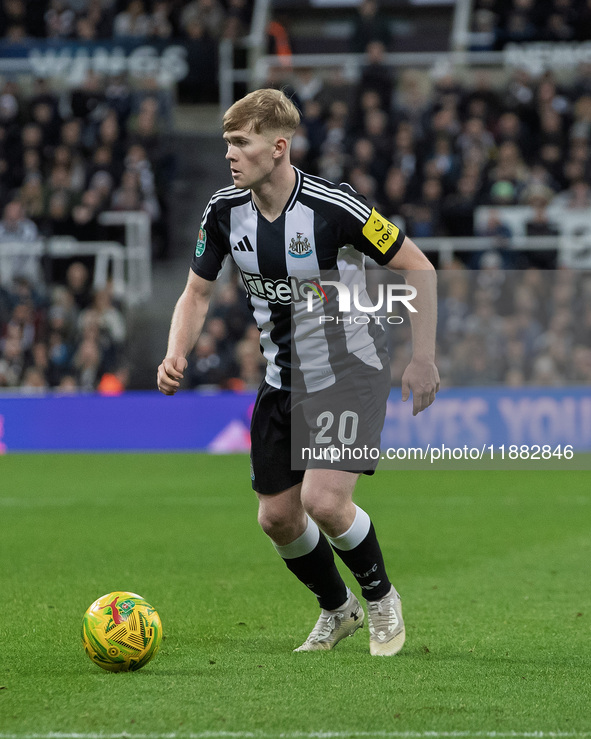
[233,235,254,252]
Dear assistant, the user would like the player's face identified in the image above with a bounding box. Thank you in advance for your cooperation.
[223,128,278,190]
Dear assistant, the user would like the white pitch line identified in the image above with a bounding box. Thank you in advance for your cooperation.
[1,732,591,739]
[0,497,226,509]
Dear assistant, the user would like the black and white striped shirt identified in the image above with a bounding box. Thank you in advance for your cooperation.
[191,168,405,391]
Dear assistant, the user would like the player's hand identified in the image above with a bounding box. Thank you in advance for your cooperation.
[157,356,188,395]
[401,358,440,416]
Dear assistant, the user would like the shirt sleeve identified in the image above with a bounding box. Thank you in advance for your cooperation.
[190,199,229,281]
[336,184,406,266]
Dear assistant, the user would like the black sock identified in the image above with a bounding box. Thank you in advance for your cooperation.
[331,522,391,601]
[282,534,348,610]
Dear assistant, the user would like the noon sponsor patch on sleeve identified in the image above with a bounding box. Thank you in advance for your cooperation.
[361,208,400,255]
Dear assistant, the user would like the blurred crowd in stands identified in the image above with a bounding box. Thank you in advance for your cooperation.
[0,64,177,391]
[0,261,130,392]
[0,74,173,251]
[177,264,591,392]
[0,0,252,44]
[2,0,591,391]
[0,0,256,392]
[4,255,590,392]
[471,0,591,49]
[391,267,591,388]
[270,52,591,271]
[189,48,591,392]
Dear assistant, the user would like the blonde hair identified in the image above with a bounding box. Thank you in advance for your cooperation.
[223,88,300,137]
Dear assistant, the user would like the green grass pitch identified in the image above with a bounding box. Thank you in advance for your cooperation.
[1,453,590,738]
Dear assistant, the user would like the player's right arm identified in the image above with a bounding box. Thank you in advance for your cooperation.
[159,190,230,395]
[157,270,216,395]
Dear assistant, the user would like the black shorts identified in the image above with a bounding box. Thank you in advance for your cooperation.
[250,362,391,495]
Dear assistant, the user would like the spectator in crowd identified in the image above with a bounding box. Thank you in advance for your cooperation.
[88,170,115,208]
[571,344,591,382]
[47,329,72,378]
[17,123,45,172]
[25,342,53,386]
[226,0,251,32]
[108,170,136,213]
[0,200,42,285]
[574,302,591,347]
[21,365,49,391]
[426,134,461,185]
[150,1,174,39]
[348,137,388,191]
[105,74,133,128]
[456,116,495,171]
[551,177,591,210]
[87,286,126,349]
[180,0,226,39]
[188,331,232,388]
[45,163,75,210]
[235,326,266,390]
[30,98,61,148]
[405,177,445,238]
[60,117,83,151]
[64,260,93,310]
[358,41,394,113]
[86,145,120,191]
[486,141,529,202]
[350,0,390,52]
[380,166,410,221]
[44,0,76,38]
[73,336,103,390]
[362,106,392,159]
[20,174,45,222]
[288,127,310,174]
[292,68,324,106]
[95,109,126,163]
[70,72,107,136]
[442,172,481,236]
[523,184,559,267]
[4,298,37,352]
[300,99,326,165]
[210,279,253,342]
[461,70,500,125]
[437,271,471,348]
[68,190,104,241]
[39,191,70,238]
[392,70,430,139]
[471,211,514,269]
[53,143,86,192]
[390,122,419,182]
[127,101,162,154]
[75,1,114,40]
[0,280,11,325]
[3,33,591,392]
[494,110,529,157]
[523,161,560,195]
[114,0,152,38]
[471,0,580,45]
[0,334,26,386]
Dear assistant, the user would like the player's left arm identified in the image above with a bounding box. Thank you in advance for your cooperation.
[385,235,440,416]
[337,194,439,414]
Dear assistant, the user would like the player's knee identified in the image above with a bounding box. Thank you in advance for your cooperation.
[257,508,296,539]
[300,491,337,531]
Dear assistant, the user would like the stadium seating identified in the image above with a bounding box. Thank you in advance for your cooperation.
[1,1,591,391]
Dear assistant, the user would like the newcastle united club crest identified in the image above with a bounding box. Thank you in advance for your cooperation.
[288,232,312,258]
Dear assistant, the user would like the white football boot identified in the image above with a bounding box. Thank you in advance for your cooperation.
[294,591,364,652]
[366,585,405,656]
